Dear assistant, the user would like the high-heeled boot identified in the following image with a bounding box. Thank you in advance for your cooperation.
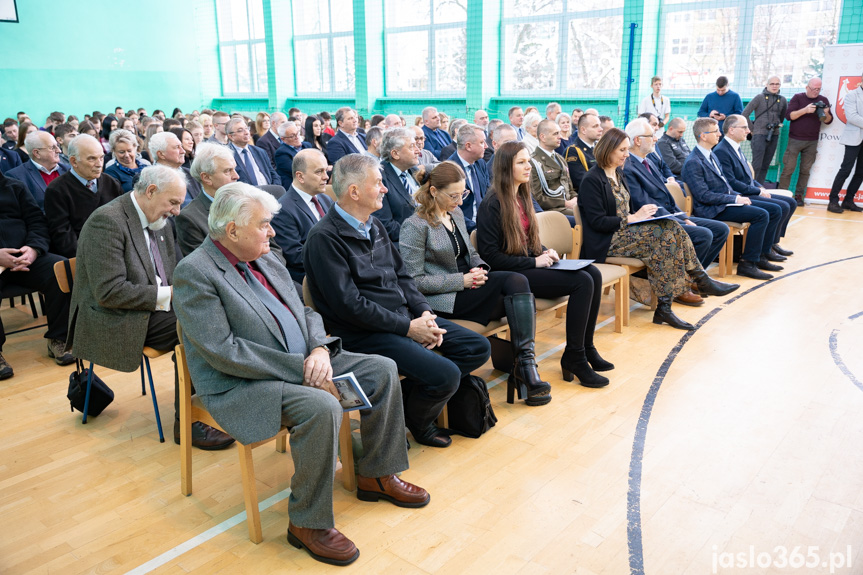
[585,346,614,371]
[653,296,696,330]
[689,269,739,297]
[504,294,552,406]
[560,348,609,388]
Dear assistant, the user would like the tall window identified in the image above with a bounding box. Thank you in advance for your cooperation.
[293,0,355,95]
[384,0,467,95]
[216,0,268,95]
[661,0,842,92]
[502,0,624,94]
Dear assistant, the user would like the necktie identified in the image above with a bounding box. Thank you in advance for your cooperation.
[310,195,326,219]
[642,158,652,175]
[146,229,167,284]
[737,147,753,183]
[87,180,97,193]
[236,262,307,356]
[399,172,409,191]
[242,149,258,185]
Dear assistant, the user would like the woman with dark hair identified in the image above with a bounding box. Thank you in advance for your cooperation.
[253,112,270,144]
[370,114,385,127]
[100,116,117,154]
[67,115,79,131]
[303,115,329,158]
[14,121,38,162]
[476,141,613,388]
[578,128,738,331]
[319,111,335,136]
[172,107,184,119]
[169,127,196,169]
[140,122,163,163]
[77,120,98,138]
[399,161,551,406]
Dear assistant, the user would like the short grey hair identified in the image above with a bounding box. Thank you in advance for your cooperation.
[383,114,402,128]
[148,131,179,162]
[692,117,718,141]
[109,129,138,155]
[456,123,484,150]
[448,118,468,140]
[132,164,186,197]
[24,131,52,155]
[523,112,542,131]
[365,126,383,147]
[208,182,280,239]
[421,106,437,121]
[278,120,300,138]
[379,127,414,161]
[546,102,561,116]
[226,117,248,136]
[331,154,380,200]
[270,112,287,126]
[67,134,101,160]
[667,117,686,131]
[293,148,326,175]
[492,124,517,145]
[723,114,745,135]
[335,107,354,125]
[190,142,235,183]
[624,118,651,142]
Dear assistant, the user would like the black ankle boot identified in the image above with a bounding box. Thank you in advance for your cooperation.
[585,345,614,371]
[504,294,551,406]
[689,268,739,297]
[560,348,609,388]
[653,296,696,330]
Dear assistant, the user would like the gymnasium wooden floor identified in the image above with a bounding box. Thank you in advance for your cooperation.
[2,205,862,575]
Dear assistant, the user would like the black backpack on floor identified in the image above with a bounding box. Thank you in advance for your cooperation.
[446,375,497,438]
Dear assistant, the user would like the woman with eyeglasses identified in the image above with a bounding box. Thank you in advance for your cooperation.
[477,141,614,389]
[104,129,150,192]
[399,161,552,406]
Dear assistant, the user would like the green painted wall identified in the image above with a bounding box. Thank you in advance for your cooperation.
[0,0,213,124]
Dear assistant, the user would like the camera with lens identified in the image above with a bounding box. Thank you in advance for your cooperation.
[765,122,778,143]
[813,101,828,119]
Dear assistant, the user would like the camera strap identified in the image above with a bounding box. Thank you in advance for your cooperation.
[753,94,781,125]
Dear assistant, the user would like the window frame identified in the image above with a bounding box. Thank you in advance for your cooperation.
[292,0,355,97]
[215,0,268,97]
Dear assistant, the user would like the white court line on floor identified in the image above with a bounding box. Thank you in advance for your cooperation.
[796,214,863,223]
[124,304,639,574]
[787,215,807,228]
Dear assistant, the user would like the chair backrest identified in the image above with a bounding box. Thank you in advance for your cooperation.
[324,184,337,202]
[666,181,692,216]
[257,184,285,200]
[748,161,755,179]
[53,258,76,294]
[536,210,575,257]
[302,277,316,312]
[469,230,477,250]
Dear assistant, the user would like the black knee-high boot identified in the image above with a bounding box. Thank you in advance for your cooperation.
[504,294,551,406]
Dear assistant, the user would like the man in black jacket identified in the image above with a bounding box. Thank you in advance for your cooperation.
[0,171,73,379]
[303,154,490,449]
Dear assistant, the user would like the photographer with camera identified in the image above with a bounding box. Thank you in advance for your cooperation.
[742,76,787,184]
[827,76,863,213]
[778,78,833,206]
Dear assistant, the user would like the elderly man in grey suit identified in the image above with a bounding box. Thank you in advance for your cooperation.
[172,182,428,566]
[67,164,234,450]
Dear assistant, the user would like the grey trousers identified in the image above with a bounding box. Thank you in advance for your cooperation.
[778,138,819,195]
[281,350,407,529]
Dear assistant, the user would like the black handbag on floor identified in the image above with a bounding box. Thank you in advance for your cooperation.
[445,375,497,438]
[68,358,114,417]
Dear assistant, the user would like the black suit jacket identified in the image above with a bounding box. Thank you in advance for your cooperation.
[273,141,314,189]
[374,161,417,243]
[271,187,334,282]
[563,138,597,192]
[623,156,680,219]
[577,165,632,262]
[231,144,281,186]
[446,151,489,232]
[0,171,49,253]
[326,131,366,165]
[255,130,280,162]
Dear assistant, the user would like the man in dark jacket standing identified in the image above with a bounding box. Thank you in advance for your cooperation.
[0,171,73,379]
[742,76,788,183]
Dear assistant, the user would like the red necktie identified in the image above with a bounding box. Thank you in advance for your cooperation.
[642,158,652,174]
[311,196,326,218]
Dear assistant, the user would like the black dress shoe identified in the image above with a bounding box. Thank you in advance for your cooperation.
[409,424,452,448]
[756,257,783,271]
[772,244,793,256]
[827,202,844,214]
[842,202,863,212]
[765,250,787,262]
[795,196,804,207]
[737,260,773,280]
[174,420,236,450]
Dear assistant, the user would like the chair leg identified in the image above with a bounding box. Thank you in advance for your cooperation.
[620,274,631,327]
[275,432,287,453]
[718,243,727,277]
[180,385,193,497]
[339,413,356,492]
[82,362,95,424]
[437,405,449,430]
[238,445,263,544]
[613,280,623,334]
[144,356,165,443]
[140,361,146,396]
[726,235,735,275]
[27,293,38,319]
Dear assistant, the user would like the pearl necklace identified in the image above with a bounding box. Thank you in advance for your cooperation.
[444,215,461,259]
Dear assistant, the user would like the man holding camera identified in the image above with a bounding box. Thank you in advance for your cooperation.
[742,76,787,184]
[778,78,833,206]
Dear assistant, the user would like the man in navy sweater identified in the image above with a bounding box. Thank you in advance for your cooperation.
[698,76,743,132]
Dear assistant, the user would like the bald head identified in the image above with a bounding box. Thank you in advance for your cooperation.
[805,77,823,99]
[383,114,402,128]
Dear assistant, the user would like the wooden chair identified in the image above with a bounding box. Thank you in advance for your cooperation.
[177,338,356,544]
[747,160,793,198]
[1,284,43,319]
[53,258,166,442]
[682,182,749,278]
[666,181,692,216]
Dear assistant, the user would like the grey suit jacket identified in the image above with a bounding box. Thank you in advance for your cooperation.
[67,193,175,372]
[398,207,484,313]
[172,237,340,444]
[840,87,863,147]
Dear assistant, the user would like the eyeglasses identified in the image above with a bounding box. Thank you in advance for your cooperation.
[229,128,249,135]
[703,130,720,135]
[35,145,61,152]
[442,190,470,201]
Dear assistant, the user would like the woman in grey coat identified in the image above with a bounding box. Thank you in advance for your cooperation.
[399,161,551,406]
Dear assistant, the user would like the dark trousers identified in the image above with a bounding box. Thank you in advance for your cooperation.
[0,253,70,350]
[684,217,729,268]
[829,144,863,205]
[713,205,772,263]
[338,318,490,436]
[519,264,601,353]
[779,138,818,195]
[758,194,797,239]
[750,134,780,183]
[143,310,181,420]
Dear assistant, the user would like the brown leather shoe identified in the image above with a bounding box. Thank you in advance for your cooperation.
[356,474,431,508]
[689,282,704,297]
[673,290,704,307]
[287,523,359,566]
[173,420,236,451]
